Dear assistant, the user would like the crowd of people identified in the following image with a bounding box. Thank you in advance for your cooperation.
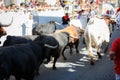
[0,0,62,13]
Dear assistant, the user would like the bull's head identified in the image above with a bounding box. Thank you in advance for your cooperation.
[0,27,7,37]
[69,35,79,43]
[103,15,116,27]
[50,21,61,27]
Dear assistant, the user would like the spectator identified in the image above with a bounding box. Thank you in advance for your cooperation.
[25,14,36,35]
[106,10,110,15]
[0,3,6,13]
[29,0,36,8]
[76,10,83,19]
[19,2,25,13]
[94,7,98,17]
[110,37,120,80]
[62,13,70,27]
[5,5,11,12]
[87,8,91,23]
[10,3,16,12]
[109,9,114,15]
[115,7,120,30]
[116,7,120,15]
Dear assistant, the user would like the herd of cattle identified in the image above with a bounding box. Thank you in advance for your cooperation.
[0,15,116,80]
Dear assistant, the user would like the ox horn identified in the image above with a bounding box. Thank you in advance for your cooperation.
[54,21,61,25]
[44,44,58,49]
[69,35,79,39]
[0,17,13,27]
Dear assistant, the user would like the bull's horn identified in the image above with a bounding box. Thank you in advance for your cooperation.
[70,35,79,39]
[54,21,61,25]
[44,44,58,49]
[79,29,85,34]
[0,17,13,27]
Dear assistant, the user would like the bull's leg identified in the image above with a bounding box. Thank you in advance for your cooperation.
[88,51,95,65]
[61,46,67,60]
[35,55,46,76]
[82,37,86,44]
[97,52,102,59]
[96,44,102,59]
[52,58,57,70]
[75,39,79,53]
[35,65,40,76]
[52,55,59,70]
[51,50,60,63]
[68,43,73,54]
[44,49,51,64]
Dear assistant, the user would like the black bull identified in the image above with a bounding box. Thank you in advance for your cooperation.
[0,35,59,80]
[3,35,38,47]
[3,31,71,69]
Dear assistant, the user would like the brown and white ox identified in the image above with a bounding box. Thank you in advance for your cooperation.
[55,26,80,60]
[84,17,115,65]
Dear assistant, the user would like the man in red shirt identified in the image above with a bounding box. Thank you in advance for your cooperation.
[110,37,120,80]
[62,13,70,26]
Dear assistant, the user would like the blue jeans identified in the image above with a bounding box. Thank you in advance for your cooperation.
[22,23,26,36]
[116,74,120,80]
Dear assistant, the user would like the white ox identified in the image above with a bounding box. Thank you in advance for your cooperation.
[84,17,110,65]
